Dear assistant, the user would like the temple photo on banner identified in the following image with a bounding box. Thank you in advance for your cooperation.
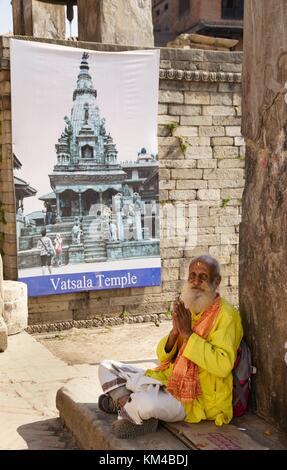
[10,39,160,296]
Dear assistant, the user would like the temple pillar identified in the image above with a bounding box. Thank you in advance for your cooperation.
[12,0,65,39]
[78,192,83,218]
[77,0,154,46]
[99,191,103,211]
[240,0,287,431]
[56,192,61,222]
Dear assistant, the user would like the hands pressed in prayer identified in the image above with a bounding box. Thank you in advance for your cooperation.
[173,300,192,340]
[165,299,192,353]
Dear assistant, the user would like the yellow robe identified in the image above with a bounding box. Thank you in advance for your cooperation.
[145,298,243,426]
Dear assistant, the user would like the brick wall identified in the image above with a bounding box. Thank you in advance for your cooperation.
[152,0,243,36]
[0,36,244,330]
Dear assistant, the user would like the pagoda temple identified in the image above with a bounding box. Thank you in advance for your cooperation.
[50,52,127,220]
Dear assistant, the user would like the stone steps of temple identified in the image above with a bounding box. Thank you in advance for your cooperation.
[84,257,107,263]
[82,237,107,243]
[84,248,107,255]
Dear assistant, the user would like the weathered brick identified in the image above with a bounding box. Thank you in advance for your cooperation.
[162,280,184,292]
[159,90,184,104]
[169,190,196,200]
[220,188,244,199]
[185,137,210,146]
[181,115,212,126]
[211,137,233,146]
[198,227,215,235]
[197,234,221,245]
[220,63,242,73]
[169,105,201,116]
[173,126,198,137]
[176,179,208,189]
[197,189,220,201]
[229,275,239,287]
[221,264,238,276]
[219,215,241,226]
[188,82,218,92]
[158,147,184,160]
[171,169,203,179]
[159,193,170,207]
[213,116,241,126]
[184,92,210,105]
[186,146,213,159]
[160,237,186,248]
[158,136,180,146]
[160,159,197,169]
[203,168,244,180]
[210,93,233,106]
[199,126,225,137]
[161,268,180,282]
[158,115,180,125]
[208,179,244,189]
[225,126,241,137]
[218,83,241,93]
[160,59,172,69]
[184,245,209,258]
[214,226,236,234]
[162,259,180,268]
[161,247,184,259]
[159,168,171,179]
[158,104,168,114]
[233,93,241,106]
[213,146,239,159]
[217,158,245,168]
[234,136,245,146]
[210,243,236,258]
[202,106,236,116]
[158,125,171,137]
[159,180,176,190]
[198,216,219,227]
[221,234,239,244]
[196,159,217,169]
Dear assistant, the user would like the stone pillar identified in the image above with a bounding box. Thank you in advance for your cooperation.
[12,0,65,39]
[79,192,83,218]
[0,255,8,352]
[3,280,28,335]
[56,192,61,221]
[99,191,103,211]
[77,0,154,47]
[240,0,287,431]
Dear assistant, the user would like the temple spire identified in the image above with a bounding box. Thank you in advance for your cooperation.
[73,51,97,101]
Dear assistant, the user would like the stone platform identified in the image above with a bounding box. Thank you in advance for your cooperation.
[56,380,188,450]
[56,380,287,451]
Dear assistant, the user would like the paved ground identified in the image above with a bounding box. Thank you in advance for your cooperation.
[1,321,287,450]
[35,321,170,365]
[0,322,170,450]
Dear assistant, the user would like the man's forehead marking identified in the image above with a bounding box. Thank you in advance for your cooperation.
[190,261,208,269]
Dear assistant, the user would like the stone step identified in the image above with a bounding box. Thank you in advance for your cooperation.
[84,241,106,247]
[84,257,107,263]
[84,251,106,257]
[56,381,188,450]
[84,247,106,253]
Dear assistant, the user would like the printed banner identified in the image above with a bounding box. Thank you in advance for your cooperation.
[10,39,160,296]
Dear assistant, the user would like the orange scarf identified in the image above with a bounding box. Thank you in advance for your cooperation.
[154,295,221,403]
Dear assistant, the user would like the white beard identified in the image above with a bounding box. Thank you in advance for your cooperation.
[181,281,217,314]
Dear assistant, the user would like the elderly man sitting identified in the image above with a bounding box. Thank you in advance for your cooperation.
[98,255,243,439]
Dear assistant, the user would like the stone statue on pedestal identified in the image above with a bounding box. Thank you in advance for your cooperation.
[133,192,143,240]
[113,193,124,241]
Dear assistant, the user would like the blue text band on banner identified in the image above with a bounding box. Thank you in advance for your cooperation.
[19,268,161,297]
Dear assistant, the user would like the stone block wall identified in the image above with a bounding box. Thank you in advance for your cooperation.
[0,36,244,330]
